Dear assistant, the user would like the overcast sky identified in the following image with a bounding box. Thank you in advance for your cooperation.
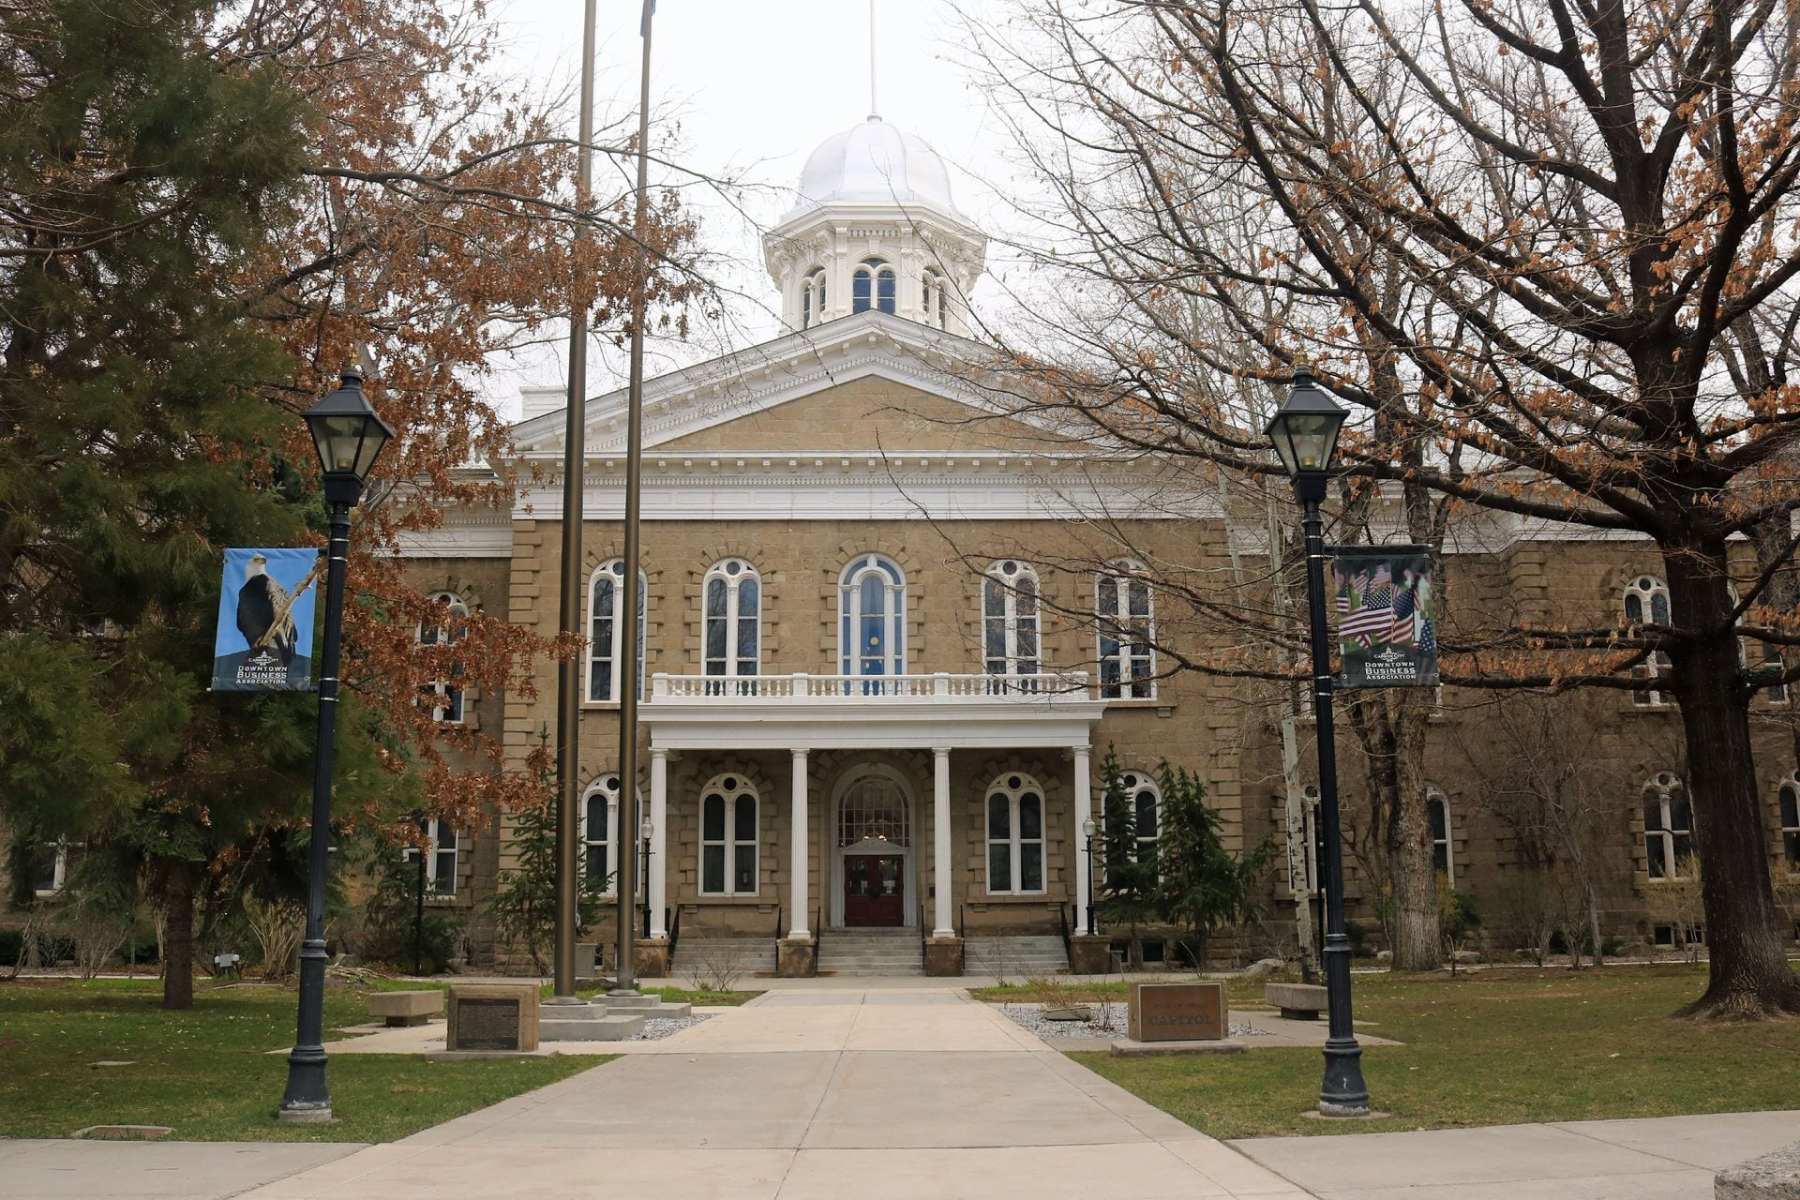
[485,0,1025,417]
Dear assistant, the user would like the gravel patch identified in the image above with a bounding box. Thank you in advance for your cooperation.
[999,1002,1268,1040]
[634,1013,712,1041]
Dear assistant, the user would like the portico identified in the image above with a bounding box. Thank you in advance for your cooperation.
[639,671,1105,974]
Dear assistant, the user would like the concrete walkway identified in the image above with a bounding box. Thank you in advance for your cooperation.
[244,987,1308,1200]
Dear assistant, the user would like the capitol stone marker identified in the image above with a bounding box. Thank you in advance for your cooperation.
[447,982,541,1052]
[1128,980,1228,1042]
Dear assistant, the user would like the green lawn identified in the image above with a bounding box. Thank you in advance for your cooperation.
[0,978,608,1142]
[1070,965,1800,1139]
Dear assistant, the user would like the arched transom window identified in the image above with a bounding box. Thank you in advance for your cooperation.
[1642,771,1692,880]
[838,773,910,847]
[703,558,760,689]
[986,773,1046,895]
[983,559,1040,682]
[1426,787,1453,885]
[700,773,759,896]
[802,267,826,329]
[1623,576,1673,707]
[588,559,647,702]
[852,258,896,315]
[417,592,468,723]
[1097,560,1155,700]
[839,554,906,681]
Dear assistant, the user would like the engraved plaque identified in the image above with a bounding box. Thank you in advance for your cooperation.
[1128,981,1228,1042]
[453,997,521,1051]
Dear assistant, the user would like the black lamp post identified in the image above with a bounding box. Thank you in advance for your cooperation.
[281,367,394,1124]
[1264,361,1370,1118]
[1081,817,1099,936]
[639,815,653,939]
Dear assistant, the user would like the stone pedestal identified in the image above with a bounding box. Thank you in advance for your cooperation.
[1069,934,1111,976]
[574,941,599,985]
[447,982,540,1051]
[924,935,963,977]
[1128,980,1227,1042]
[635,937,671,979]
[777,936,816,978]
[541,1000,648,1042]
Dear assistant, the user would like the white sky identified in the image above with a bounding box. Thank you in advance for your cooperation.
[484,0,1025,419]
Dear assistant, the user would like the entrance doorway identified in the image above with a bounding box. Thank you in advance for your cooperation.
[844,854,905,926]
[830,766,915,928]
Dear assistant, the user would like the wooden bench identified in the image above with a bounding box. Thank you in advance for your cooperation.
[367,989,445,1027]
[1264,981,1328,1020]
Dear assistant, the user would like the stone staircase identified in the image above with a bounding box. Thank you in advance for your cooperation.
[963,935,1070,979]
[668,936,773,983]
[817,927,924,976]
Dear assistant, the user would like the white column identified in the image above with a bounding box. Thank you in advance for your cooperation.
[933,746,954,937]
[1073,745,1093,936]
[649,747,668,940]
[789,748,810,939]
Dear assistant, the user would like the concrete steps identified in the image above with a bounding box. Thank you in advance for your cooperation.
[963,935,1070,978]
[818,928,924,977]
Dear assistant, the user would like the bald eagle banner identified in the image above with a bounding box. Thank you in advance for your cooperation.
[1333,545,1439,689]
[211,548,321,692]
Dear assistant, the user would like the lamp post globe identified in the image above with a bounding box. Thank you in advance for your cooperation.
[280,366,394,1124]
[1265,361,1370,1117]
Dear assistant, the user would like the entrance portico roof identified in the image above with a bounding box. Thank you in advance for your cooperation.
[643,671,1106,752]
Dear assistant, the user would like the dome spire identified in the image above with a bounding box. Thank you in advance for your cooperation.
[868,0,879,121]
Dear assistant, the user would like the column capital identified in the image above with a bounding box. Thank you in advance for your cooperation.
[789,746,809,760]
[649,745,670,762]
[1071,743,1092,760]
[931,745,952,759]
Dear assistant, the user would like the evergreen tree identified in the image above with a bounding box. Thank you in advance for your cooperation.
[488,735,605,974]
[1153,764,1272,967]
[1095,747,1159,968]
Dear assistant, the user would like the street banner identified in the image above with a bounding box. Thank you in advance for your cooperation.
[1333,545,1439,689]
[211,548,321,692]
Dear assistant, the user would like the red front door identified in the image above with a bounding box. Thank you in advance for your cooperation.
[844,854,905,926]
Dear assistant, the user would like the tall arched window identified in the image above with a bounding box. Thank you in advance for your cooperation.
[417,592,468,723]
[1097,560,1155,699]
[922,270,949,328]
[1781,774,1800,871]
[703,558,760,691]
[1643,771,1692,880]
[839,554,905,684]
[699,773,758,896]
[802,267,826,329]
[986,772,1046,895]
[852,259,895,314]
[581,774,645,898]
[1426,788,1453,885]
[983,559,1040,685]
[1623,576,1673,707]
[404,818,459,896]
[588,559,647,702]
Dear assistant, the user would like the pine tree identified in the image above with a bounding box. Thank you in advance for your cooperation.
[488,735,604,974]
[1153,764,1272,968]
[1095,747,1159,968]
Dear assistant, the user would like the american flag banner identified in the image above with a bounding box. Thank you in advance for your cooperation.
[1333,546,1440,689]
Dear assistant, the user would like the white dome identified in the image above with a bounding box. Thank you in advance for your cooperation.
[790,117,960,218]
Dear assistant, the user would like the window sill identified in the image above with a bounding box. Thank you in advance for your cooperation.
[693,894,769,905]
[1100,698,1170,711]
[972,893,1054,905]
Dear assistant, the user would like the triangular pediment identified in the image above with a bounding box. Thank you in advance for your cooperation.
[508,311,1085,459]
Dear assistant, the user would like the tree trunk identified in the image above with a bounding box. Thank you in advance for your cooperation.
[1665,542,1800,1018]
[1388,692,1442,971]
[162,863,194,1011]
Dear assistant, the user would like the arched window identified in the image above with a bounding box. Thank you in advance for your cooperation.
[1097,560,1155,699]
[1643,771,1692,880]
[403,818,459,896]
[1623,576,1672,707]
[839,554,906,684]
[838,773,910,846]
[703,558,760,691]
[1426,788,1453,885]
[1779,774,1800,871]
[802,268,826,329]
[922,270,949,328]
[417,592,468,723]
[1727,584,1789,705]
[588,560,647,702]
[983,560,1040,685]
[581,774,645,898]
[30,841,67,896]
[700,773,758,896]
[852,259,895,315]
[986,773,1046,895]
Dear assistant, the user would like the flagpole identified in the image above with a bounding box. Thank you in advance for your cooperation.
[553,0,599,1001]
[612,0,655,997]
